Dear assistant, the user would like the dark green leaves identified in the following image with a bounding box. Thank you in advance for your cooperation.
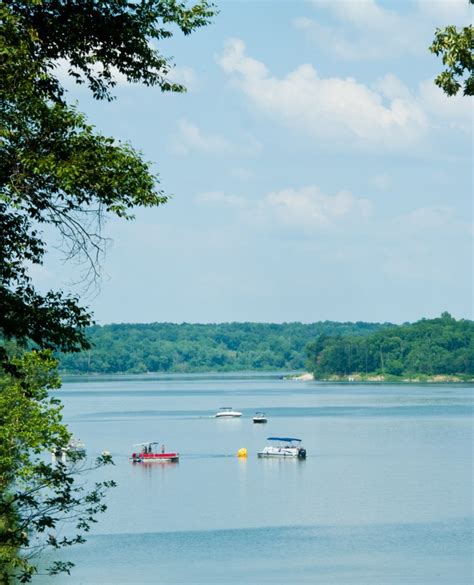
[0,351,116,582]
[430,18,473,96]
[1,2,206,353]
[9,0,216,100]
[1,1,215,581]
[306,315,474,379]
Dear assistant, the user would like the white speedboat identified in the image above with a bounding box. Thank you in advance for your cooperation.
[215,407,242,418]
[258,437,306,459]
[253,412,268,424]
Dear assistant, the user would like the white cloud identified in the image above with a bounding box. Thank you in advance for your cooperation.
[263,186,372,229]
[372,74,414,101]
[170,118,262,157]
[197,185,468,243]
[297,0,421,60]
[196,191,248,208]
[416,0,472,25]
[217,39,428,151]
[53,60,199,92]
[311,0,398,27]
[53,59,129,88]
[300,0,471,60]
[170,120,230,155]
[399,205,457,231]
[198,184,372,231]
[166,66,199,90]
[417,80,473,132]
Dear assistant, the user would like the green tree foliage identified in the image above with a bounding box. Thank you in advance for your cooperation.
[429,0,473,96]
[306,314,474,379]
[58,321,386,374]
[1,0,214,580]
[9,0,215,101]
[1,0,214,360]
[0,351,115,583]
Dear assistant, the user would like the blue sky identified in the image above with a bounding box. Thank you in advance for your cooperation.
[39,0,472,324]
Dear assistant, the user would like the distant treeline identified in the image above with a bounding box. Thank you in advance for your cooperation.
[306,313,474,378]
[58,321,385,374]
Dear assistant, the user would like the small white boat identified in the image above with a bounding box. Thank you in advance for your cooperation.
[258,437,306,459]
[215,407,242,418]
[67,438,86,454]
[253,412,268,424]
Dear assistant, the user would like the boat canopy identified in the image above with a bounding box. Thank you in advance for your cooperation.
[267,437,301,443]
[134,441,159,446]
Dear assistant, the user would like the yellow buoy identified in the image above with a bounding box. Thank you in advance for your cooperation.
[237,447,247,458]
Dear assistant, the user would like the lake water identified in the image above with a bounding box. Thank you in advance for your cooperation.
[37,374,473,584]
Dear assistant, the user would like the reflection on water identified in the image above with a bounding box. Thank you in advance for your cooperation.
[36,375,473,584]
[133,460,180,472]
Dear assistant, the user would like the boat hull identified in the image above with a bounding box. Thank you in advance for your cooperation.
[131,453,179,463]
[215,413,242,418]
[258,447,306,459]
[257,451,298,458]
[253,418,267,424]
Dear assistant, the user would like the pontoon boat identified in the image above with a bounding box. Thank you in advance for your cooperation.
[258,437,306,459]
[130,442,179,463]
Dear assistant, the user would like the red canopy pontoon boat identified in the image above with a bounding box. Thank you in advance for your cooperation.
[130,442,179,463]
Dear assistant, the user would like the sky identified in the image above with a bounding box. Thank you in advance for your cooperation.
[38,0,473,325]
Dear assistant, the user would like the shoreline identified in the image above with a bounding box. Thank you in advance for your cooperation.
[289,372,474,384]
[58,370,474,384]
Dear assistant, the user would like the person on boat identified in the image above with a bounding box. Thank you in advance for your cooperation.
[161,444,165,454]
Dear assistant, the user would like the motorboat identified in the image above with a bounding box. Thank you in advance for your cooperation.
[130,442,179,463]
[258,437,306,459]
[52,438,85,463]
[215,407,242,418]
[253,412,268,424]
[67,438,86,454]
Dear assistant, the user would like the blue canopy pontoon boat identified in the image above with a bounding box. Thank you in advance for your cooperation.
[258,437,306,459]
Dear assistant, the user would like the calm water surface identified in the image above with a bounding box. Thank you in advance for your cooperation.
[37,374,473,584]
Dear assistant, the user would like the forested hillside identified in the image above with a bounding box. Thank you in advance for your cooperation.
[58,321,384,374]
[306,313,474,379]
